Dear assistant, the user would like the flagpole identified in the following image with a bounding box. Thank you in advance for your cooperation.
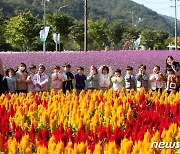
[43,0,46,52]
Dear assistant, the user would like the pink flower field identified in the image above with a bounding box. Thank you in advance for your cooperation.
[1,50,180,75]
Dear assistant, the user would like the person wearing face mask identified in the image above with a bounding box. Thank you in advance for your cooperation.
[16,62,28,93]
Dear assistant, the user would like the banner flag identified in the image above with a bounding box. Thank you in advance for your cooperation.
[53,33,60,44]
[40,26,50,42]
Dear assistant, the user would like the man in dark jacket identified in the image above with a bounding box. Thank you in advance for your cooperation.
[0,73,7,95]
[62,63,74,94]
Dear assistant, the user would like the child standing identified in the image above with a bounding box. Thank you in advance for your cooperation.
[75,66,87,94]
[161,67,180,94]
[87,65,99,90]
[111,69,123,91]
[33,64,49,92]
[26,64,36,93]
[51,66,67,93]
[149,65,164,92]
[5,68,16,93]
[98,65,113,91]
[136,64,149,91]
[16,62,28,93]
[124,66,136,91]
[62,63,74,94]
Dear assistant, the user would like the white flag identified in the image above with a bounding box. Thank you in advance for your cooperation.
[40,26,50,42]
[53,33,60,44]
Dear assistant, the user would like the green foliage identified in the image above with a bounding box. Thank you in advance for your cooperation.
[0,0,174,51]
[108,21,125,49]
[69,20,84,50]
[46,13,73,37]
[0,0,179,36]
[5,11,40,51]
[141,30,170,49]
[88,19,109,50]
[45,13,73,51]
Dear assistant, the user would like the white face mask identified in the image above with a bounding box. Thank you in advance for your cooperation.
[19,66,25,71]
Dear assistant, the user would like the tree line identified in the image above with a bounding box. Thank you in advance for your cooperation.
[0,11,177,51]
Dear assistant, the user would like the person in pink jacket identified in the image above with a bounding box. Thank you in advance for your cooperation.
[51,66,67,93]
[33,64,49,92]
[26,64,37,93]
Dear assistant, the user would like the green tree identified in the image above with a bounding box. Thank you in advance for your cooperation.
[141,30,169,49]
[46,13,73,50]
[88,19,109,50]
[0,15,12,51]
[141,29,156,49]
[108,21,125,49]
[5,11,39,51]
[69,21,84,50]
[153,30,169,49]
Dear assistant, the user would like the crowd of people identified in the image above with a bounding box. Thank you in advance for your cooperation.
[0,56,180,95]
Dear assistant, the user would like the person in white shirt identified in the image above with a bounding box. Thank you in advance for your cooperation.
[149,65,164,92]
[98,65,113,91]
[111,69,123,91]
[33,64,49,92]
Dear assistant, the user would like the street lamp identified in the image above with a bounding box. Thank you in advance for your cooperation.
[58,5,68,11]
[57,5,68,52]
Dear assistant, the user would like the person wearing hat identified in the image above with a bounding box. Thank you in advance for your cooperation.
[26,64,37,92]
[124,66,136,91]
[33,64,49,92]
[62,63,74,94]
[75,66,87,94]
[98,65,113,91]
[136,64,149,91]
[161,67,180,94]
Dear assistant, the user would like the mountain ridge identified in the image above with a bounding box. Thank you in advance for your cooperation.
[0,0,179,35]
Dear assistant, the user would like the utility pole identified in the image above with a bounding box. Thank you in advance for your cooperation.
[171,0,178,50]
[84,0,87,52]
[131,11,134,27]
[43,0,46,52]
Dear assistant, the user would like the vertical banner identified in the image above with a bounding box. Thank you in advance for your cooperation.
[40,26,50,42]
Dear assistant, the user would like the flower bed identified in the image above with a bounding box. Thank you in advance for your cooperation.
[0,88,179,153]
[1,50,180,75]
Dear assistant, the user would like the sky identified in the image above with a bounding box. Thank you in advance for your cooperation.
[132,0,180,20]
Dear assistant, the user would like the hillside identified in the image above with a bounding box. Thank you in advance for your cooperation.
[0,0,179,35]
